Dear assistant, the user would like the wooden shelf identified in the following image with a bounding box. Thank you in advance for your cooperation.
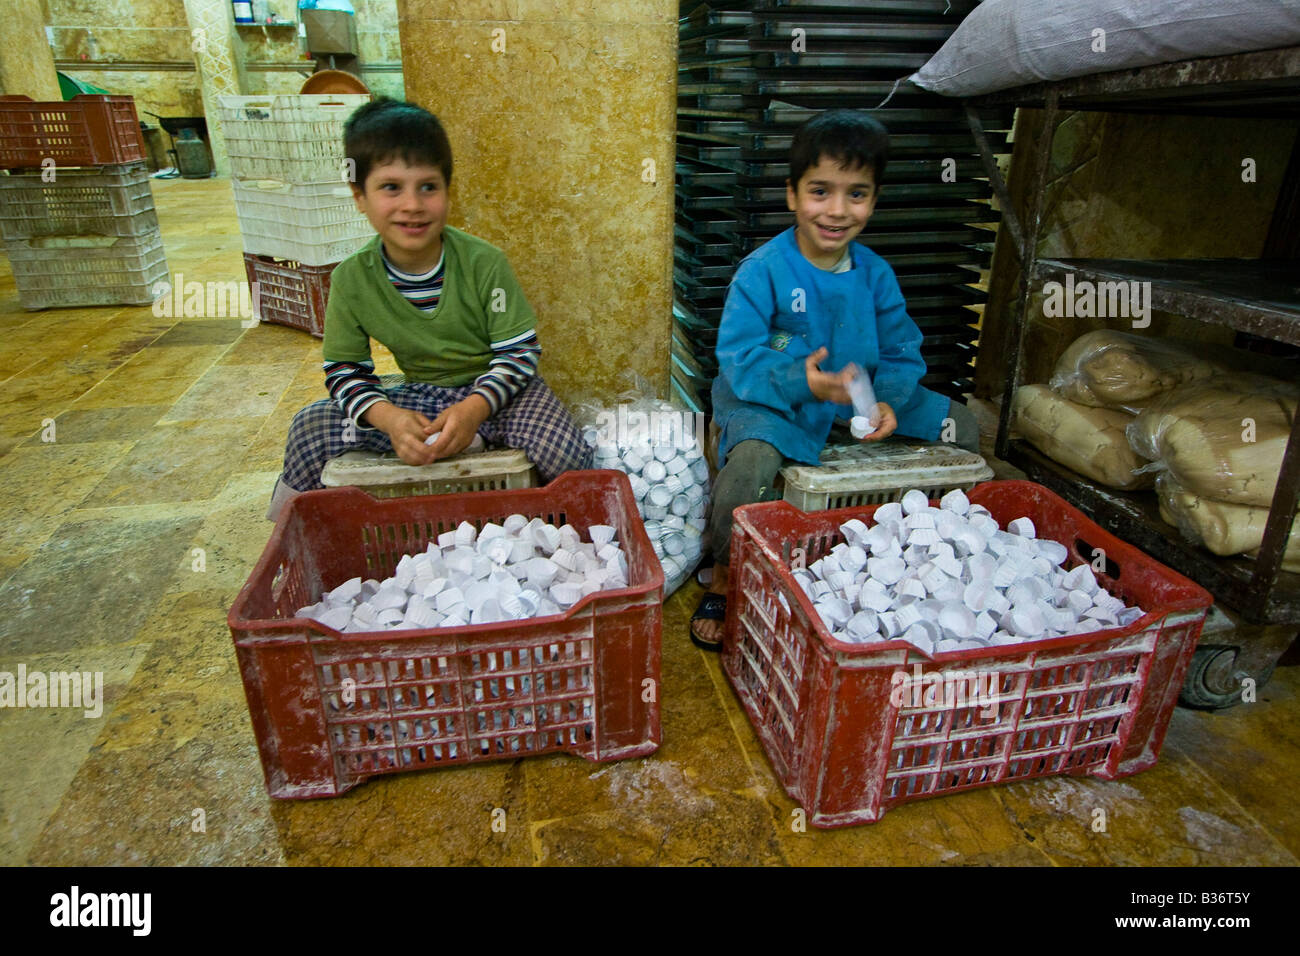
[1032,258,1300,347]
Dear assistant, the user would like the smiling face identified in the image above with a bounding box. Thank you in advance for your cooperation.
[786,155,879,270]
[351,157,449,274]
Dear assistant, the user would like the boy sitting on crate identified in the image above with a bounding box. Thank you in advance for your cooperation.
[268,98,592,519]
[690,109,981,649]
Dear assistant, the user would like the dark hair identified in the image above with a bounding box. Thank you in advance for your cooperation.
[789,109,889,187]
[344,97,454,188]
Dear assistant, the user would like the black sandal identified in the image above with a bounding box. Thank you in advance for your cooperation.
[690,592,727,651]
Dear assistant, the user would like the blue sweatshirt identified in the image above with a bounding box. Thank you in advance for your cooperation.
[712,227,950,466]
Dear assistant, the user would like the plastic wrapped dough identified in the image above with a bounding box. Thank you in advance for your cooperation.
[1127,382,1298,508]
[1012,384,1151,490]
[1048,330,1223,412]
[1156,475,1300,571]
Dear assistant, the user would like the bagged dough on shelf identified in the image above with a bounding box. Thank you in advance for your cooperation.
[1156,475,1300,571]
[1049,330,1223,412]
[1012,384,1152,490]
[1127,382,1298,508]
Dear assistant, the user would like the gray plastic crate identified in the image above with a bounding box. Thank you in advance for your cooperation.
[321,449,538,500]
[4,230,167,309]
[781,441,993,511]
[0,161,158,241]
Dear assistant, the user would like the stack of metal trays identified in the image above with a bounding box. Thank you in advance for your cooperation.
[673,0,1012,416]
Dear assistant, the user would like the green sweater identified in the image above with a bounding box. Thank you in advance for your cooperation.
[323,227,537,384]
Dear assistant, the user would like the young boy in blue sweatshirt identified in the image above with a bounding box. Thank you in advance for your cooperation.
[267,99,591,519]
[691,109,980,648]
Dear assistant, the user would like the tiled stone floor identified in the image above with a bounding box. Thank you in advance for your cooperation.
[0,178,1295,866]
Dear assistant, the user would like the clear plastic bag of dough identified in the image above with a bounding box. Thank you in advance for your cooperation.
[1155,473,1300,571]
[1012,384,1151,490]
[1127,381,1299,508]
[1048,330,1224,412]
[573,371,711,597]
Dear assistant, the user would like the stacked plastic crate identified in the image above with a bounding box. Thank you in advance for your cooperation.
[0,94,168,310]
[219,94,371,336]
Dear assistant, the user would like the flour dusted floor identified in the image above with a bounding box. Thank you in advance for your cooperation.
[0,178,1296,866]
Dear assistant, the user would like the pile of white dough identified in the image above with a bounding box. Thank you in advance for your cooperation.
[799,488,1145,654]
[295,515,630,632]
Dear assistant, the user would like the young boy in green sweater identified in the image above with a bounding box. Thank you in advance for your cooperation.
[268,98,591,519]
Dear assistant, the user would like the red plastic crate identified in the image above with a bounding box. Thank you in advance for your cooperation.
[228,470,663,798]
[242,252,336,337]
[0,95,145,168]
[722,479,1212,827]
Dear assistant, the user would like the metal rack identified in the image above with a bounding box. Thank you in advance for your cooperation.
[673,0,1010,414]
[964,45,1300,704]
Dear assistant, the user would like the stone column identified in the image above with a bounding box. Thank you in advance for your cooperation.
[181,0,249,177]
[0,0,61,99]
[395,0,678,407]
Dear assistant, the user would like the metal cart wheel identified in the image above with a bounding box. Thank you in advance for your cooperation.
[1170,605,1295,711]
[1180,645,1254,710]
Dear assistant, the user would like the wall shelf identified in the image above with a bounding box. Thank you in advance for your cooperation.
[962,45,1300,702]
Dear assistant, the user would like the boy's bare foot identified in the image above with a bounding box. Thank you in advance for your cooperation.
[690,564,730,650]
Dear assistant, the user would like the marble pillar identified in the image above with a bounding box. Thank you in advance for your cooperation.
[181,0,249,177]
[396,0,677,407]
[0,0,61,100]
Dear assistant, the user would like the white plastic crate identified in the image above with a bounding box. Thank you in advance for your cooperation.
[4,231,167,309]
[321,449,538,499]
[216,94,370,184]
[232,177,370,266]
[0,161,158,241]
[781,441,993,511]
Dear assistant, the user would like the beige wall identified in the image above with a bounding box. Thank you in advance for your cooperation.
[977,110,1300,399]
[396,0,677,406]
[48,0,203,118]
[48,0,403,119]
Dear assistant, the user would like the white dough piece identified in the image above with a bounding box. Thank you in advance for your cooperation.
[317,606,352,631]
[532,523,561,554]
[940,489,970,515]
[327,577,363,605]
[435,587,466,614]
[371,586,408,612]
[846,610,879,640]
[551,581,583,607]
[867,556,906,586]
[840,518,870,547]
[901,489,930,516]
[850,416,876,439]
[1007,517,1036,538]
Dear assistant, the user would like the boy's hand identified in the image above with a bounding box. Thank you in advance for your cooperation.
[364,401,439,465]
[805,347,854,404]
[425,394,491,461]
[857,402,898,443]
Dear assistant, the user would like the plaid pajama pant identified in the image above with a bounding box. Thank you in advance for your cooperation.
[279,375,593,492]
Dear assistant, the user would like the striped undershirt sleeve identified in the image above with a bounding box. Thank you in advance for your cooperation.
[470,329,541,416]
[324,359,388,428]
